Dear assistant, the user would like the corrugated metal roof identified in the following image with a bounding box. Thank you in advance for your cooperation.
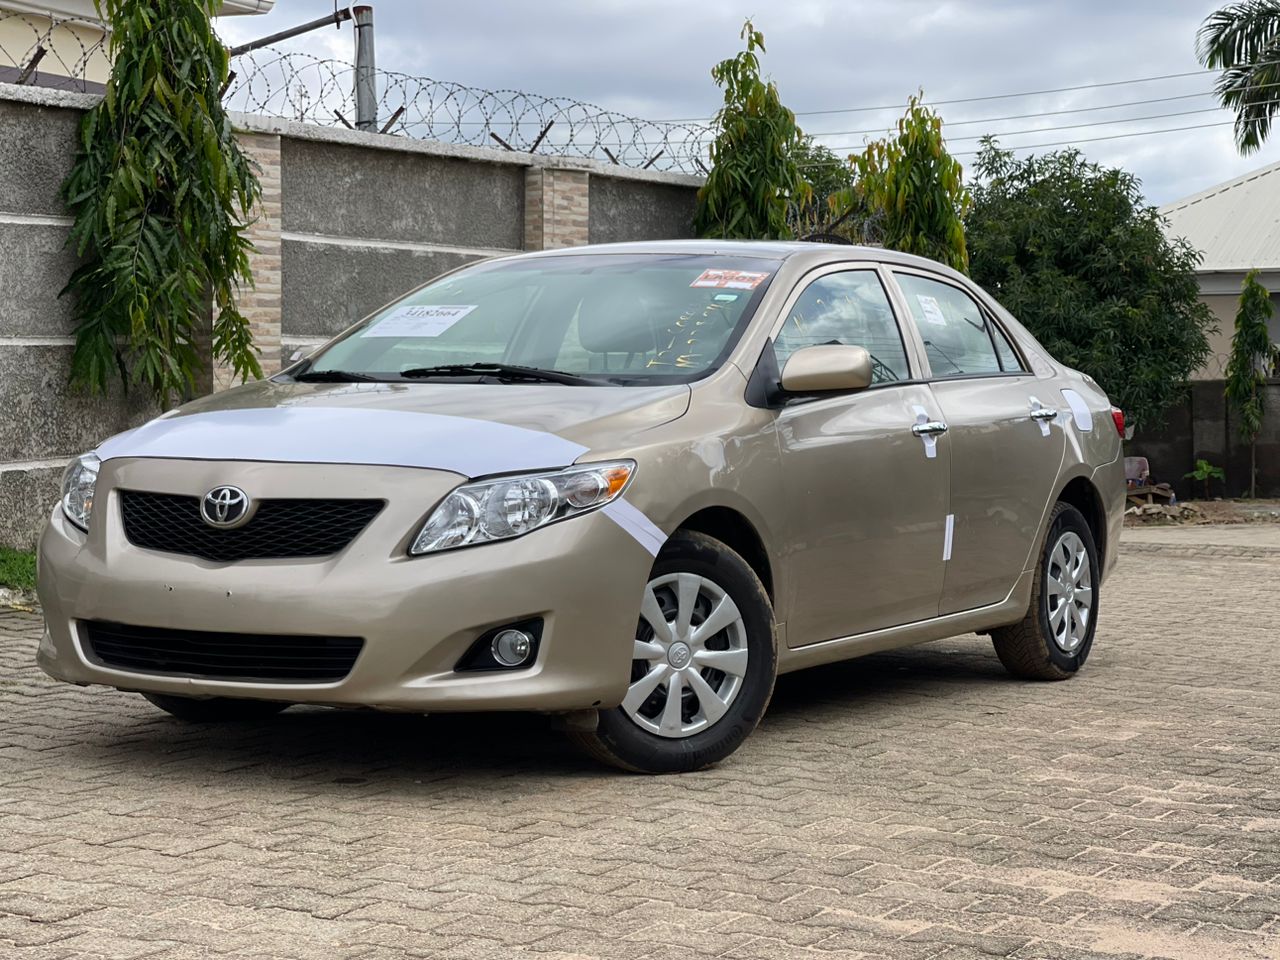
[1160,161,1280,273]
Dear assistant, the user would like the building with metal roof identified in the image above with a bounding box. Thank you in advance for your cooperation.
[1161,161,1280,379]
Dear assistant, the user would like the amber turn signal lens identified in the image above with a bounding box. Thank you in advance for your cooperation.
[602,465,633,498]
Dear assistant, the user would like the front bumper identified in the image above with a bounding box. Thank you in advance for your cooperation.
[35,458,656,712]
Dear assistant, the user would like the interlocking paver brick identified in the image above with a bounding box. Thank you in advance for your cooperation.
[3,532,1280,958]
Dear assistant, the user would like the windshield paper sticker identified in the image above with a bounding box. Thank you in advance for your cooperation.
[690,269,769,290]
[362,304,478,338]
[916,295,948,327]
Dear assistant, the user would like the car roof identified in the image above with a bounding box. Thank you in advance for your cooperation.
[509,239,971,285]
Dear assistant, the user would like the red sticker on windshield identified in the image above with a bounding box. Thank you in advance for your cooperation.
[690,269,769,290]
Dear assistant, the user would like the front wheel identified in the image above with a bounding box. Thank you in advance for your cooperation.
[141,692,291,722]
[571,531,777,773]
[991,502,1099,680]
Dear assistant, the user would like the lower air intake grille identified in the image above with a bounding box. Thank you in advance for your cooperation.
[82,621,363,683]
[120,491,383,562]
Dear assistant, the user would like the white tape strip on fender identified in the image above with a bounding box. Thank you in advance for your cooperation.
[94,407,589,477]
[1060,389,1093,433]
[943,513,955,562]
[602,499,668,557]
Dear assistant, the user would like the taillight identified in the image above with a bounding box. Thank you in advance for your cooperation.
[1111,407,1125,437]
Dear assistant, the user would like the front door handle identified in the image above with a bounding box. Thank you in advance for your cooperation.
[911,420,949,437]
[1029,407,1057,421]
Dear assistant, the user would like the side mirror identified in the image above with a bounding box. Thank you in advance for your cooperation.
[780,344,873,394]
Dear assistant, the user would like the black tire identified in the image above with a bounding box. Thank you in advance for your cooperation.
[571,530,777,773]
[141,692,291,722]
[991,502,1099,680]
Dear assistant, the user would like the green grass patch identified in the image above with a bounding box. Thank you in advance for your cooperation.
[0,547,36,592]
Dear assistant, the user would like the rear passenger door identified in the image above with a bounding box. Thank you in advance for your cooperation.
[889,270,1066,615]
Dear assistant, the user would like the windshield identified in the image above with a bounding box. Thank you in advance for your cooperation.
[301,253,781,385]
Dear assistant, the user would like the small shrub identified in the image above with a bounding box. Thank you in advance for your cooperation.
[1184,459,1226,500]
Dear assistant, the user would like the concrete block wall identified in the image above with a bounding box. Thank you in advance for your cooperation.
[272,127,527,363]
[0,83,702,547]
[1128,380,1280,498]
[0,85,157,548]
[588,174,699,245]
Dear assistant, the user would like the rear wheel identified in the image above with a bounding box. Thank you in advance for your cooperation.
[141,692,290,722]
[571,531,777,773]
[991,502,1099,680]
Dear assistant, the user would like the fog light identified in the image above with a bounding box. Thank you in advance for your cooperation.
[454,619,543,672]
[491,629,533,667]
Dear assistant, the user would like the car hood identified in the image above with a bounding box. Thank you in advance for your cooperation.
[93,379,691,477]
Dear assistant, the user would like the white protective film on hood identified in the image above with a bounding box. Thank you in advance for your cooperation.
[94,407,589,477]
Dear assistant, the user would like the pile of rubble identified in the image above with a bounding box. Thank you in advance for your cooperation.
[1125,500,1203,522]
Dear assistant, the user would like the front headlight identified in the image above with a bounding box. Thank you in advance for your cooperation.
[61,453,101,532]
[410,460,634,555]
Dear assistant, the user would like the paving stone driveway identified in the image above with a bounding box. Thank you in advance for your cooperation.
[1,527,1278,960]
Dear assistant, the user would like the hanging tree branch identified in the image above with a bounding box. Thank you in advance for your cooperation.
[61,0,263,407]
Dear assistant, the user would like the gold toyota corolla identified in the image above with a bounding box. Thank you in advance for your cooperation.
[37,241,1125,772]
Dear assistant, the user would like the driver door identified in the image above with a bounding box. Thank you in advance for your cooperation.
[771,266,951,646]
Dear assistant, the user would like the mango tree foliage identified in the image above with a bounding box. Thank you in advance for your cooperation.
[788,137,853,238]
[966,140,1215,430]
[831,95,969,272]
[694,21,812,240]
[61,0,262,407]
[1224,270,1279,496]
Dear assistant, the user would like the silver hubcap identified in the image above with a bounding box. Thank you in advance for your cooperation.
[1046,531,1093,654]
[624,572,749,739]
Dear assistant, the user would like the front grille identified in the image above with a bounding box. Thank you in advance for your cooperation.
[120,491,383,562]
[82,621,363,683]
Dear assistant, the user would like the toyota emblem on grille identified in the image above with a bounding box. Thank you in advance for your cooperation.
[200,486,251,528]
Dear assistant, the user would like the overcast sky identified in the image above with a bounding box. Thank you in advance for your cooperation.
[215,0,1280,206]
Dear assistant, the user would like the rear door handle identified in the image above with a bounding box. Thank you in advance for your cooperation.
[1029,407,1057,421]
[911,421,949,436]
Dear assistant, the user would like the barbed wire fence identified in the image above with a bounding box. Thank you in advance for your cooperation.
[0,10,714,173]
[224,48,714,174]
[0,11,107,92]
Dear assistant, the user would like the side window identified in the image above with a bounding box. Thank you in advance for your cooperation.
[896,273,1006,378]
[989,320,1025,372]
[774,271,909,384]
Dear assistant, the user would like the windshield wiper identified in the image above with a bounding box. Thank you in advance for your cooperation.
[399,363,599,386]
[293,369,381,383]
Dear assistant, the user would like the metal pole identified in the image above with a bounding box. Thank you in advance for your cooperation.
[227,9,353,58]
[354,5,377,132]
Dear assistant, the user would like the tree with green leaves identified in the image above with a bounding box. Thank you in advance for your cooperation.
[1224,270,1279,496]
[829,95,969,272]
[61,0,262,408]
[966,140,1215,431]
[694,21,812,240]
[787,137,852,238]
[1197,1,1280,154]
